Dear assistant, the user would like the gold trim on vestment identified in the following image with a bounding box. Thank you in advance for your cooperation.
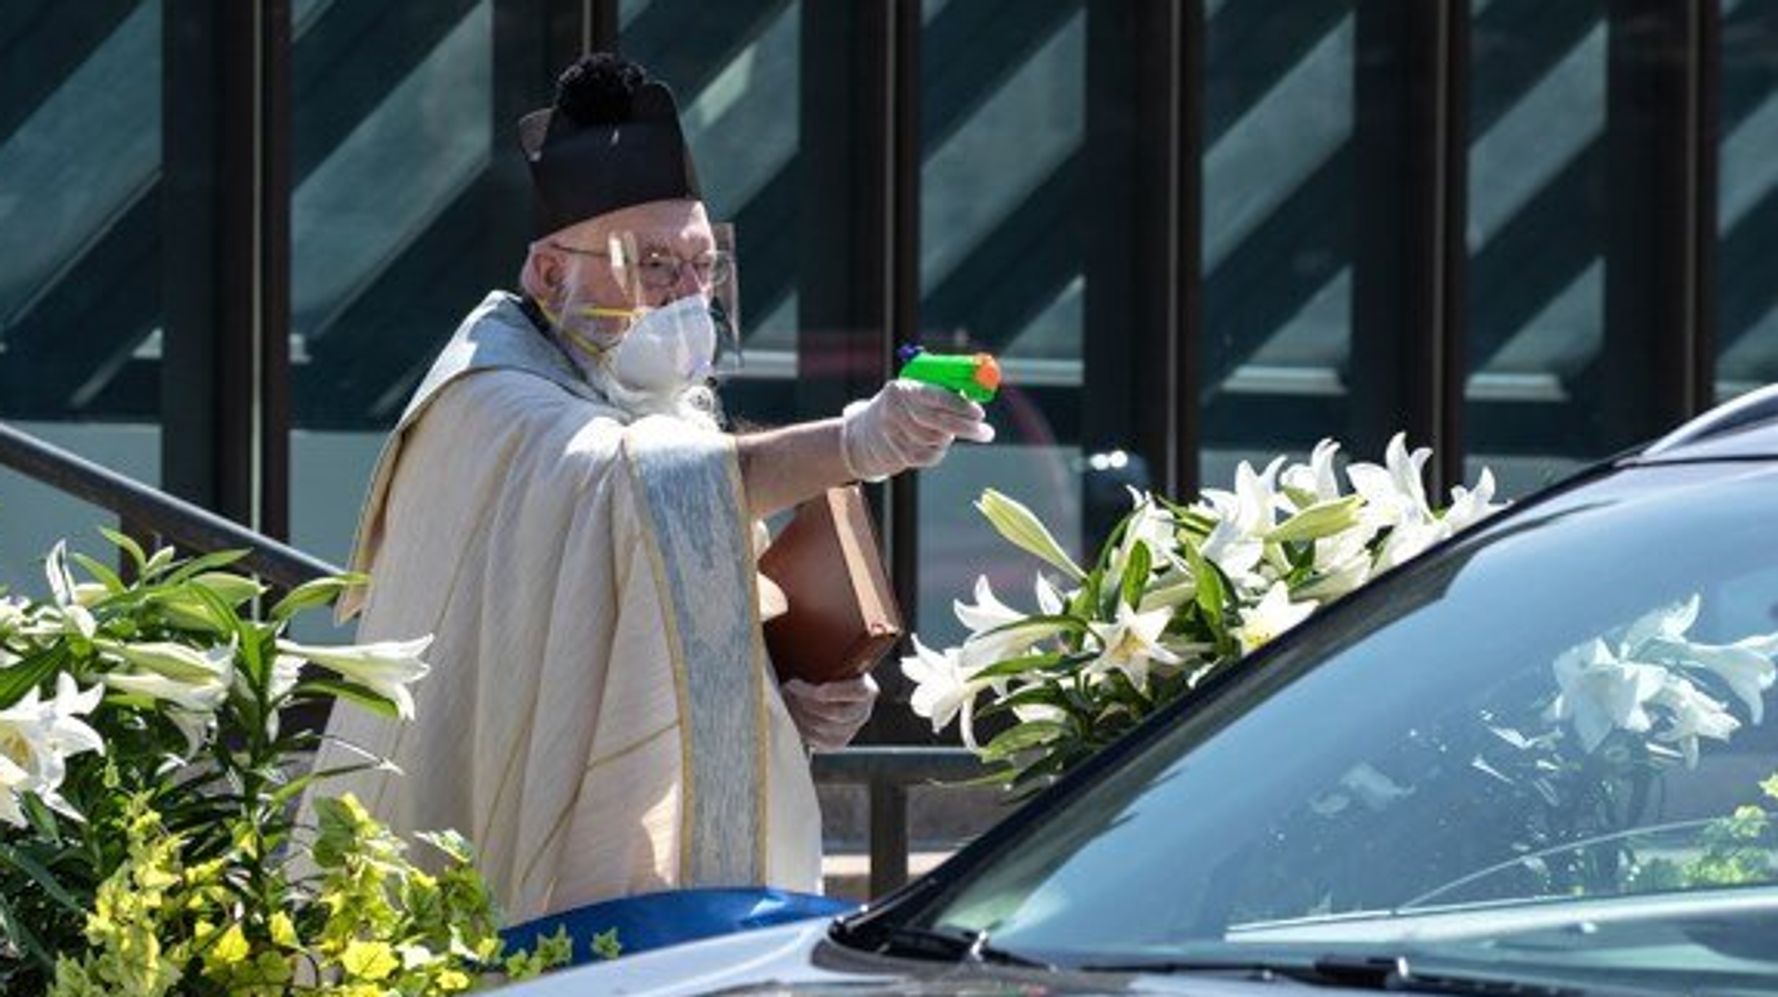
[721,444,773,880]
[620,438,699,880]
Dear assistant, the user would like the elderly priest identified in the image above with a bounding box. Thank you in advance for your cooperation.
[301,53,994,922]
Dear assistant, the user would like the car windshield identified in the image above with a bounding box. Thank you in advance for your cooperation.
[909,461,1778,989]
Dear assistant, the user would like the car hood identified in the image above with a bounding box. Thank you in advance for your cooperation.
[495,920,1304,996]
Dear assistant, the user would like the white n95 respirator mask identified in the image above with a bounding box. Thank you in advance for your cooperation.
[603,295,718,394]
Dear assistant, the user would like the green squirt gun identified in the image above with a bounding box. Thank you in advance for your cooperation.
[897,345,1001,403]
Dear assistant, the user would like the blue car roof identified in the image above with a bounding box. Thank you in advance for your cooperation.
[1631,384,1778,463]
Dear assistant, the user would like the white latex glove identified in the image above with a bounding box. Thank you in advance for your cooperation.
[839,379,996,482]
[781,675,879,752]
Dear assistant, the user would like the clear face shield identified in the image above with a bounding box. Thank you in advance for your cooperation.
[545,221,742,393]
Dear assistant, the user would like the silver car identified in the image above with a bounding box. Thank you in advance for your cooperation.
[511,389,1778,995]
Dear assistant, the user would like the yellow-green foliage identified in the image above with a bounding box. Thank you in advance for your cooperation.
[50,796,574,996]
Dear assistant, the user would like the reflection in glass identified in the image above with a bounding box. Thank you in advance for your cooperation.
[1199,1,1356,485]
[1717,1,1778,403]
[919,462,1778,983]
[1465,1,1606,493]
[917,3,1086,655]
[0,1,159,345]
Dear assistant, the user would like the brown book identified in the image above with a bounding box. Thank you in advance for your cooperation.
[757,486,903,684]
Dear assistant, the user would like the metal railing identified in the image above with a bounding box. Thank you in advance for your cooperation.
[811,746,983,897]
[0,420,983,898]
[0,422,334,589]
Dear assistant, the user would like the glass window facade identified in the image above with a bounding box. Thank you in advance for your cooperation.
[1199,0,1356,488]
[0,0,1768,741]
[1465,0,1607,493]
[916,0,1088,653]
[0,0,163,586]
[1718,0,1778,404]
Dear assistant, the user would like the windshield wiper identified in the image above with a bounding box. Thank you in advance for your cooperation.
[832,921,1053,970]
[1080,953,1587,996]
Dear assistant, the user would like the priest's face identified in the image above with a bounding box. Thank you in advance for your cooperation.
[536,198,717,313]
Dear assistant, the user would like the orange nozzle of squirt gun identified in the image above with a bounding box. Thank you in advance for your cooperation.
[896,346,1001,402]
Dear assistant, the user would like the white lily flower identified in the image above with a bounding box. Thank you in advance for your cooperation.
[976,490,1086,580]
[103,669,231,714]
[1233,583,1317,655]
[0,597,27,636]
[1339,762,1414,811]
[1621,595,1701,655]
[46,673,104,750]
[954,576,1075,669]
[98,640,234,685]
[1295,528,1374,601]
[953,575,1023,635]
[269,653,306,702]
[1110,488,1184,582]
[1347,432,1434,532]
[1137,569,1200,613]
[900,636,990,748]
[1441,467,1508,534]
[0,673,105,824]
[165,708,215,757]
[276,636,433,721]
[60,604,97,641]
[1086,603,1183,688]
[1198,458,1287,590]
[1652,675,1740,768]
[71,582,109,608]
[1035,574,1067,616]
[1550,638,1666,752]
[0,756,32,827]
[1199,515,1263,588]
[1619,596,1778,724]
[1010,702,1066,724]
[1658,636,1778,724]
[43,541,76,607]
[1372,518,1449,573]
[1280,439,1345,505]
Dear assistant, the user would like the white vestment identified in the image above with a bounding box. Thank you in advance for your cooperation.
[303,291,822,923]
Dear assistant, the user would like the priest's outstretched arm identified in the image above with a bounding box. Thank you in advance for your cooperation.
[735,380,994,518]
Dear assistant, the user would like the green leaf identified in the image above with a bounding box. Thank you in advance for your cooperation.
[0,886,53,971]
[190,571,265,607]
[1265,495,1364,544]
[141,544,177,580]
[1118,541,1152,609]
[163,548,250,587]
[1136,574,1198,613]
[1280,484,1320,510]
[270,573,366,622]
[266,762,389,810]
[971,652,1067,682]
[976,489,1086,580]
[0,841,82,916]
[1092,512,1135,577]
[974,614,1088,646]
[294,679,400,719]
[1006,748,1075,796]
[69,553,126,595]
[184,581,256,671]
[1100,668,1153,712]
[0,645,63,710]
[980,720,1069,762]
[98,526,147,575]
[975,684,1069,720]
[1181,539,1224,620]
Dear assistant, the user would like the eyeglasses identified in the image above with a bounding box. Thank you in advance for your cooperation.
[548,242,734,290]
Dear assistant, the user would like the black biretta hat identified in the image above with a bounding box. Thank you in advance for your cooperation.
[518,54,702,239]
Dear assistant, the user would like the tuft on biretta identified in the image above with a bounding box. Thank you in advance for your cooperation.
[517,53,701,238]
